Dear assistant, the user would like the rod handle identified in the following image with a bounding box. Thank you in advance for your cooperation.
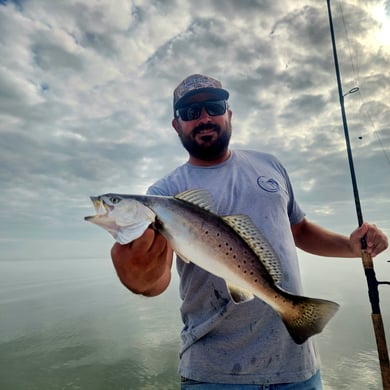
[362,249,373,269]
[372,313,390,389]
[361,250,390,389]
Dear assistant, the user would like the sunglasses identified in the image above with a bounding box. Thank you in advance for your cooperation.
[175,100,227,121]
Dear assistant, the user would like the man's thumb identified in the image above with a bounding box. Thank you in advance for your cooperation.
[352,222,368,241]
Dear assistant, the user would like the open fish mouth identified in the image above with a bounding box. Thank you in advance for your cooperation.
[84,196,113,220]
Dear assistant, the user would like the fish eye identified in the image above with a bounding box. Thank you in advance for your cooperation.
[109,196,121,204]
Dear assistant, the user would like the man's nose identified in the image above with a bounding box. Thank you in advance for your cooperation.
[198,107,211,120]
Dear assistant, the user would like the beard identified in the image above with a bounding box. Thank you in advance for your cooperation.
[178,120,232,162]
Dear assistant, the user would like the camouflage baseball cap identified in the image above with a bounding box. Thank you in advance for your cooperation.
[173,74,229,110]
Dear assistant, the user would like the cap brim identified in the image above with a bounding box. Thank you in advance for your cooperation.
[174,88,229,109]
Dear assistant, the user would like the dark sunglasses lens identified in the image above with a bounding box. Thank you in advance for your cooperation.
[204,101,226,116]
[177,104,201,121]
[177,100,226,121]
[186,105,202,121]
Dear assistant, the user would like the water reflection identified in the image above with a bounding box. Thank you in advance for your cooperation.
[0,256,388,389]
[323,350,381,389]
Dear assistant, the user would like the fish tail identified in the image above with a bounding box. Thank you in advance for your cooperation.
[279,291,340,344]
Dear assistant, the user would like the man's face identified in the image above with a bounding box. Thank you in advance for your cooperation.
[172,94,232,162]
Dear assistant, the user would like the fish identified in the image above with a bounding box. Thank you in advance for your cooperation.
[85,189,339,344]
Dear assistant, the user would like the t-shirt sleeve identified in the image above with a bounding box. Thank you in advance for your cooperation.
[275,158,305,225]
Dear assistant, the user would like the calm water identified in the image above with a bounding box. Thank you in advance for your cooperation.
[0,256,389,389]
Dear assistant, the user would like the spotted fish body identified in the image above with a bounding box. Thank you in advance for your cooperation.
[85,189,339,344]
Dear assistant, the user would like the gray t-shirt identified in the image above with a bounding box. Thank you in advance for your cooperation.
[148,149,320,384]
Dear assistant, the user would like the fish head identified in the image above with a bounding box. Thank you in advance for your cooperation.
[85,194,156,244]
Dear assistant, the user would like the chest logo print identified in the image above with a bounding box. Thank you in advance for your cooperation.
[257,176,280,192]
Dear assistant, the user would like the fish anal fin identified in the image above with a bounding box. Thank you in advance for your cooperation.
[222,215,282,284]
[227,282,254,303]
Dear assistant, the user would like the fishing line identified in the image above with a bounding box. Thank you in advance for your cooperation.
[335,0,390,168]
[336,0,360,85]
[358,92,390,166]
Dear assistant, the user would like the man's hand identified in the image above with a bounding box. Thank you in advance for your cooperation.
[111,228,173,296]
[349,222,388,258]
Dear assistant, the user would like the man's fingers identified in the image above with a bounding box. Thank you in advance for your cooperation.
[131,228,156,253]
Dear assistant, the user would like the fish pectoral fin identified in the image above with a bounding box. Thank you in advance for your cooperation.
[226,282,254,303]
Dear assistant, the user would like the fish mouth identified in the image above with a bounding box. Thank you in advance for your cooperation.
[84,196,113,221]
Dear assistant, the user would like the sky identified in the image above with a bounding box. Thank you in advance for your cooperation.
[0,0,389,263]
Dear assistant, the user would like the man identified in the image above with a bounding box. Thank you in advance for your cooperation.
[111,74,388,389]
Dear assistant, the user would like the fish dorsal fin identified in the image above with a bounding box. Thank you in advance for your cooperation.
[174,189,214,212]
[221,215,282,284]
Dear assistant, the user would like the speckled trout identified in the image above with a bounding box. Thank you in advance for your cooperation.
[85,189,339,344]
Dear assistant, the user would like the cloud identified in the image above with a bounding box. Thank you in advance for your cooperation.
[0,0,389,260]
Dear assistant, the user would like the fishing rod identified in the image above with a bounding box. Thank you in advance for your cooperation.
[326,1,390,388]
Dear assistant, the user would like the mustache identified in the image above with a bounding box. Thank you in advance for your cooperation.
[192,123,221,136]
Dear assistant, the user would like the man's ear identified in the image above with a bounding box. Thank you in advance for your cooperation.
[172,118,180,134]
